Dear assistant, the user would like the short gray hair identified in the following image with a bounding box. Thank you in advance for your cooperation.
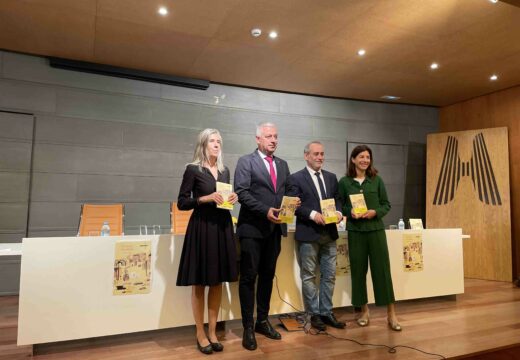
[256,122,277,136]
[304,141,323,154]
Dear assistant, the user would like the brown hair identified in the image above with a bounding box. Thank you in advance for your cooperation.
[347,144,378,178]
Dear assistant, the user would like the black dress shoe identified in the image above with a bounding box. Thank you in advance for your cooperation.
[242,327,257,351]
[310,315,326,331]
[209,341,224,352]
[197,340,213,355]
[255,320,282,340]
[321,313,346,329]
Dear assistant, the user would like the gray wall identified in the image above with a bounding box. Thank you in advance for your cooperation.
[0,50,438,240]
[0,112,33,242]
[0,112,33,295]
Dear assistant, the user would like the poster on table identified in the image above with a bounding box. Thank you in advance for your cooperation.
[403,233,423,272]
[113,241,152,295]
[336,234,350,276]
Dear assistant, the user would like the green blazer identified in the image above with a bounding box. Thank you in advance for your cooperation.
[338,175,391,232]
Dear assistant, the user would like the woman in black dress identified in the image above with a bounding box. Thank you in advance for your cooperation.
[177,128,238,354]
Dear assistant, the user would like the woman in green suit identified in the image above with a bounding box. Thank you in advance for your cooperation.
[338,144,401,331]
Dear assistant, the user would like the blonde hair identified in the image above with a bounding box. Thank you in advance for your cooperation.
[190,128,225,173]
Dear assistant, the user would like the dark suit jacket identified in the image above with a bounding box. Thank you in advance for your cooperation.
[286,168,341,242]
[234,150,290,238]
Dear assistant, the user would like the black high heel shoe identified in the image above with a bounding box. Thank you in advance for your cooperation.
[210,341,224,352]
[197,340,213,355]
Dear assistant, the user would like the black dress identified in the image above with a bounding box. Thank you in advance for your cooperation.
[176,164,238,286]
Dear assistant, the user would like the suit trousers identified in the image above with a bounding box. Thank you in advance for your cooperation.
[348,230,395,306]
[239,227,282,328]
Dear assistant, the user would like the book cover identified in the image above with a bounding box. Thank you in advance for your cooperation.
[279,196,299,223]
[320,198,338,224]
[349,193,368,215]
[216,181,233,210]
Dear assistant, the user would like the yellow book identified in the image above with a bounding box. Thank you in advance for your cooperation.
[409,218,424,230]
[279,196,299,223]
[320,198,338,224]
[349,193,368,215]
[216,182,233,210]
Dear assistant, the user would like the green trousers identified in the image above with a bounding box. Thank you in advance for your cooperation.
[348,230,395,306]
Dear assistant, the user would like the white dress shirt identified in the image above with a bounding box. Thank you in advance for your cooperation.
[257,149,277,176]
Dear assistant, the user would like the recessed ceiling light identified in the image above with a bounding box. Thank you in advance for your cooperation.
[430,62,439,70]
[251,28,262,37]
[357,49,366,56]
[158,6,168,16]
[489,0,498,3]
[269,31,278,39]
[381,95,401,100]
[490,74,498,81]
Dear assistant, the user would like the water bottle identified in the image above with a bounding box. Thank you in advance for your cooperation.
[101,221,110,236]
[398,218,405,230]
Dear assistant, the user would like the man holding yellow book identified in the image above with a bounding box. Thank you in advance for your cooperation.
[286,141,345,331]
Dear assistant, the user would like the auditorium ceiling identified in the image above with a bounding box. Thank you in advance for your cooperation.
[1,0,519,106]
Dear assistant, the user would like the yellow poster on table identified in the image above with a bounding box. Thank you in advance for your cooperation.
[320,198,338,224]
[403,233,423,272]
[349,193,368,215]
[279,196,299,223]
[113,241,152,295]
[336,234,350,276]
[216,181,233,210]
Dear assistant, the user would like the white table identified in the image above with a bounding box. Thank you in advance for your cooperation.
[0,243,22,296]
[0,243,22,256]
[17,229,465,345]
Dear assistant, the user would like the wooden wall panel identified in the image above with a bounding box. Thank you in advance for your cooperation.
[427,128,511,281]
[439,85,520,282]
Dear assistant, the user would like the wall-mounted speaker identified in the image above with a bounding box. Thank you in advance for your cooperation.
[48,57,209,90]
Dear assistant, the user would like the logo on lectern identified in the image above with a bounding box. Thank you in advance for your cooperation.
[433,133,501,206]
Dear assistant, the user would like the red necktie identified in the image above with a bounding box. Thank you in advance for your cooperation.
[265,156,277,191]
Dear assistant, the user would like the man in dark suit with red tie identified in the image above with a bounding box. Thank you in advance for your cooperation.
[286,141,346,331]
[234,122,297,351]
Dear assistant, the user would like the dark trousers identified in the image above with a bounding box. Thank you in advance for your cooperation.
[239,228,282,328]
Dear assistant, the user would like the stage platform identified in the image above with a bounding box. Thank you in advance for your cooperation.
[1,278,519,360]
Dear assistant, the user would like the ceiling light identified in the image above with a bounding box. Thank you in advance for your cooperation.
[158,7,168,15]
[357,49,366,56]
[269,31,278,39]
[251,28,262,37]
[381,95,401,100]
[214,94,226,104]
[430,62,439,70]
[490,74,498,81]
[489,0,498,3]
